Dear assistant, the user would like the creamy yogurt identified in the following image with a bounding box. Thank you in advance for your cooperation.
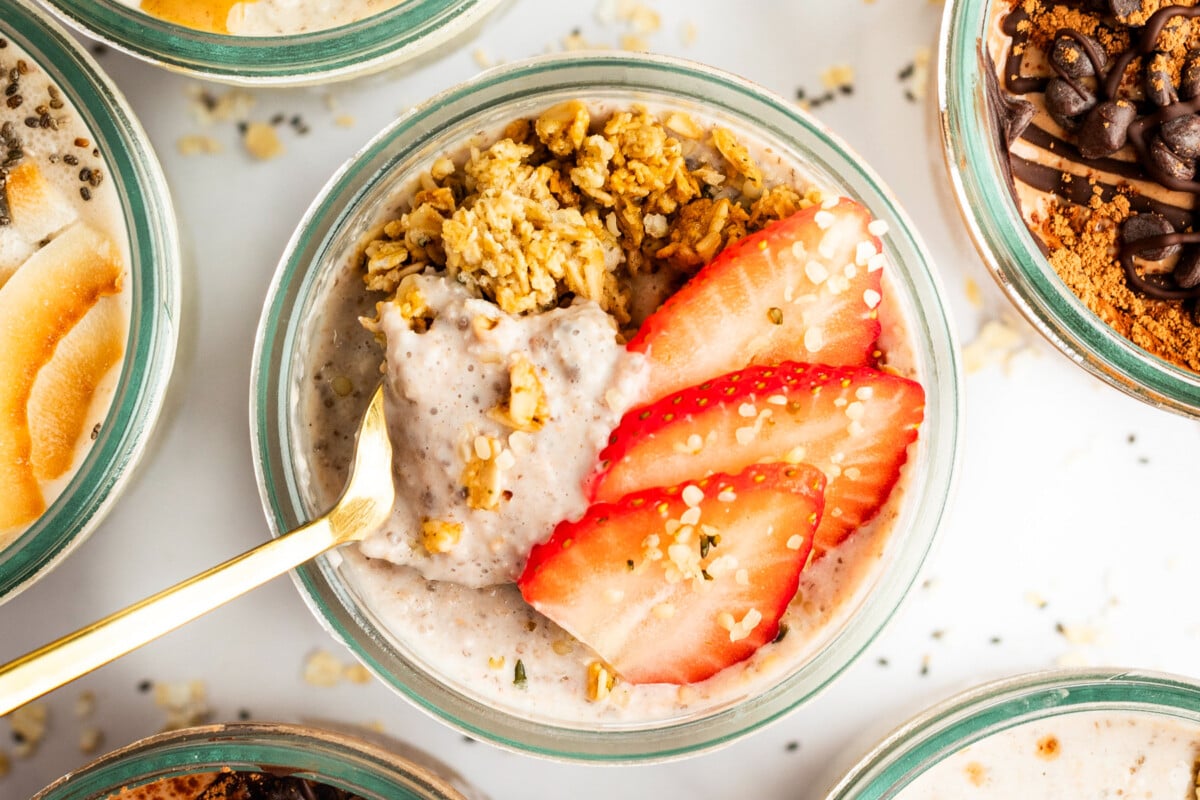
[365,274,646,587]
[894,711,1200,799]
[0,32,130,544]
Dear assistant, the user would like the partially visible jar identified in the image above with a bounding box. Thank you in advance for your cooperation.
[36,0,508,86]
[939,0,1200,417]
[34,722,485,800]
[0,0,180,603]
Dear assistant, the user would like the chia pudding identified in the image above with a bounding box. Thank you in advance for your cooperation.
[893,710,1200,798]
[292,99,922,725]
[0,32,130,546]
[118,0,404,35]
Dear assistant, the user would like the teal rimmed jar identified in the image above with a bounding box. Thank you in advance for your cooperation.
[0,0,180,603]
[251,51,962,761]
[33,722,476,799]
[825,669,1200,799]
[37,0,506,87]
[939,0,1200,416]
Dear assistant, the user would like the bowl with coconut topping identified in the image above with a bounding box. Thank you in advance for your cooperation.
[251,51,962,760]
[0,0,179,603]
[36,0,507,86]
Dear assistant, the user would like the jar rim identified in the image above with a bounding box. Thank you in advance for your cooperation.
[33,722,470,799]
[38,0,506,86]
[251,50,963,761]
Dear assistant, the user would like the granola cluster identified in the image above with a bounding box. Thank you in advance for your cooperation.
[361,100,821,330]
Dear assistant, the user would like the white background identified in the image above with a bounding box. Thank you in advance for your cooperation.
[3,1,1200,798]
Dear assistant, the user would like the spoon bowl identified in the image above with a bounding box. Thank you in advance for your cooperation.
[0,385,394,716]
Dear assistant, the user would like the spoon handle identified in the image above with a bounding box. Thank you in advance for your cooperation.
[0,516,340,716]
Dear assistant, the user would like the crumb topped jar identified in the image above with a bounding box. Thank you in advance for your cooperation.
[825,669,1200,799]
[36,0,506,86]
[940,0,1200,416]
[33,722,479,800]
[251,52,961,761]
[0,0,179,603]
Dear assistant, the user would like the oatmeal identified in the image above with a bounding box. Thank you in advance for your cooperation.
[0,33,130,544]
[296,99,921,723]
[123,0,405,36]
[105,772,365,799]
[894,711,1200,798]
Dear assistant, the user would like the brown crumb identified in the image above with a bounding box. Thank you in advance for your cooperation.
[1039,192,1200,371]
[965,761,987,786]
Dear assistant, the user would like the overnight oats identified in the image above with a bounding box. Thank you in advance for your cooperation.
[299,102,923,721]
[0,33,130,548]
[114,0,404,36]
[826,671,1200,800]
[984,0,1200,371]
[894,711,1200,798]
[254,53,959,758]
[104,772,367,799]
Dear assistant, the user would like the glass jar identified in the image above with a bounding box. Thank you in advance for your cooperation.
[0,0,181,603]
[939,0,1200,417]
[37,0,507,86]
[825,669,1200,799]
[251,51,963,761]
[33,722,478,799]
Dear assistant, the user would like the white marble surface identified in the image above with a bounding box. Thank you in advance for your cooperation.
[2,1,1200,798]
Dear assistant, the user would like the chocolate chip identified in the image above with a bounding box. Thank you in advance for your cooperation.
[1161,114,1200,159]
[1149,135,1197,182]
[1182,50,1200,100]
[1174,248,1200,289]
[1145,53,1177,107]
[1051,34,1104,79]
[1077,100,1137,159]
[1122,213,1180,261]
[1045,78,1096,129]
[1001,96,1036,146]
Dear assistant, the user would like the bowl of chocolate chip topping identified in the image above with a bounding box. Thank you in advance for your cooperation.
[941,0,1200,415]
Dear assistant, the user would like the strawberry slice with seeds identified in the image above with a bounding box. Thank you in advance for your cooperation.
[519,463,825,685]
[627,199,884,404]
[590,362,923,554]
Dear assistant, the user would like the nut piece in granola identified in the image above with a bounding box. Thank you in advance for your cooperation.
[490,354,551,432]
[421,518,464,554]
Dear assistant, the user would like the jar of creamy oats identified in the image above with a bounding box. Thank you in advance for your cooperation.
[0,0,179,603]
[37,0,507,86]
[826,669,1200,800]
[251,52,962,761]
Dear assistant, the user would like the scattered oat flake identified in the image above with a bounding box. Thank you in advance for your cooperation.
[176,134,222,156]
[186,84,255,125]
[153,680,211,731]
[965,276,983,308]
[621,33,650,51]
[1024,590,1049,609]
[472,47,494,68]
[962,317,1030,373]
[242,121,284,161]
[334,114,357,129]
[821,63,855,90]
[79,726,104,755]
[9,702,48,758]
[303,649,345,687]
[75,690,96,719]
[343,663,372,684]
[681,20,697,46]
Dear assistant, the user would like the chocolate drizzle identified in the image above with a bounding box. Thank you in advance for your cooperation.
[998,0,1200,301]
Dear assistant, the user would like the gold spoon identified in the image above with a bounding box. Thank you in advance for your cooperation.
[0,385,394,716]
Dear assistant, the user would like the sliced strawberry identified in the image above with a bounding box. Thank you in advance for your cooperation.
[627,199,885,404]
[590,362,923,554]
[518,463,825,685]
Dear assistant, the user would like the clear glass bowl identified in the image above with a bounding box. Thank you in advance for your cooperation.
[825,669,1200,799]
[0,0,180,603]
[37,0,506,86]
[251,51,962,761]
[33,722,475,799]
[939,0,1200,417]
